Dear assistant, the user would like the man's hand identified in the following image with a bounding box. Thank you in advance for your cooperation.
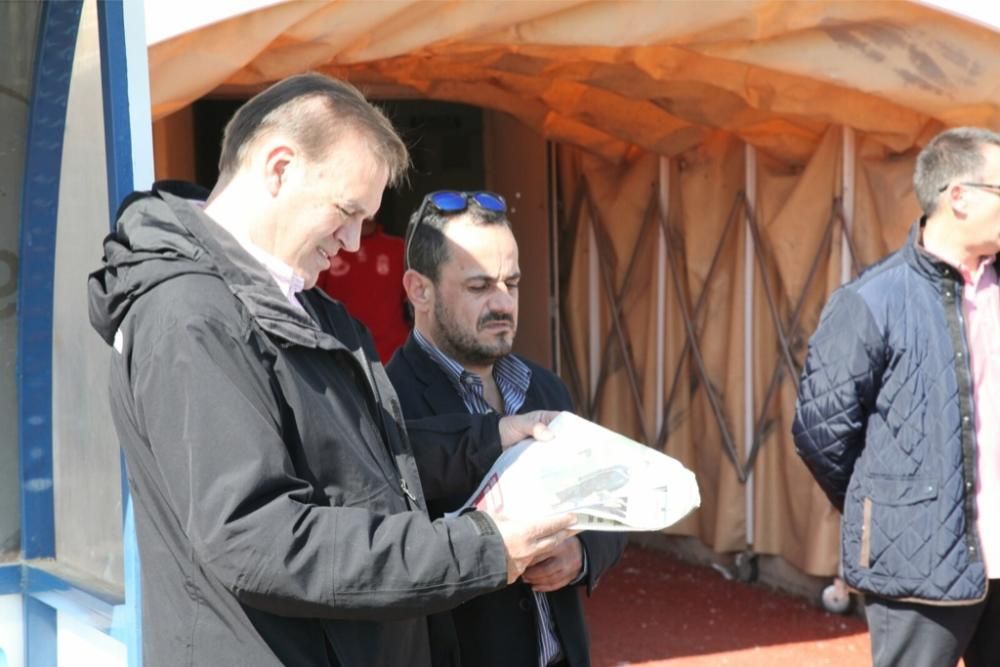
[489,512,577,584]
[498,410,560,449]
[521,535,584,593]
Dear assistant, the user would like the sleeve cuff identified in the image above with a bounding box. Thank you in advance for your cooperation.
[570,537,589,586]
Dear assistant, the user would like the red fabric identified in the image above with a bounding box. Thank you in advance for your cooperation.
[316,227,410,363]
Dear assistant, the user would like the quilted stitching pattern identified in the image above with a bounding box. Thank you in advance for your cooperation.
[793,252,987,602]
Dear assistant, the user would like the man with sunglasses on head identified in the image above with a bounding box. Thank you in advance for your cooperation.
[387,191,625,667]
[88,74,580,667]
[794,126,1000,667]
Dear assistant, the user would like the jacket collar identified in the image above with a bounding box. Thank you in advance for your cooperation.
[159,188,349,351]
[902,217,1000,285]
[903,218,965,284]
[400,333,471,415]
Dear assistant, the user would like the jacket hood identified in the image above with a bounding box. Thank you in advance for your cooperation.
[88,181,325,348]
[88,182,217,344]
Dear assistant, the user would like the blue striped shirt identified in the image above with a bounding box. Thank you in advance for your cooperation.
[413,329,564,667]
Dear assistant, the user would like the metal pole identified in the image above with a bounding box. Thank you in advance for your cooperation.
[97,0,154,663]
[744,144,756,547]
[656,157,669,437]
[547,142,561,375]
[841,127,856,285]
[588,216,600,404]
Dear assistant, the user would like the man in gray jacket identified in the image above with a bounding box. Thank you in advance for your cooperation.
[88,73,575,666]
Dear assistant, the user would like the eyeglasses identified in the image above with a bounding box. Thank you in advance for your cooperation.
[405,190,507,269]
[938,182,1000,195]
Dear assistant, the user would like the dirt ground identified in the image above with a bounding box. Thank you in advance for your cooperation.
[583,545,871,666]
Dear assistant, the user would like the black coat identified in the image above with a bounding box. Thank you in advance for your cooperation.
[88,183,513,666]
[387,334,626,667]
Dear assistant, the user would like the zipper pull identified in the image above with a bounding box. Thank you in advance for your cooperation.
[400,478,418,504]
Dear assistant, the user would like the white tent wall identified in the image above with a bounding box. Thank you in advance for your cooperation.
[144,0,997,582]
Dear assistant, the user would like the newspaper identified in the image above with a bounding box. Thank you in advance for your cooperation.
[450,411,700,531]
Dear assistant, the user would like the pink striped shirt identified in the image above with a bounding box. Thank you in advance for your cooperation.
[925,244,1000,578]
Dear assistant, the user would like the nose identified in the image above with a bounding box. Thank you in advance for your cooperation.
[489,288,516,313]
[338,219,363,253]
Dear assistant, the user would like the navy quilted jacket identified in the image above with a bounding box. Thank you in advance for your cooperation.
[793,222,988,603]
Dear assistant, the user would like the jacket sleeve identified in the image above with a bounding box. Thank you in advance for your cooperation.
[404,414,503,501]
[130,311,507,620]
[792,288,885,512]
[577,531,625,594]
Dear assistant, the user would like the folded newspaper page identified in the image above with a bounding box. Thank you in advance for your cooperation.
[451,411,700,531]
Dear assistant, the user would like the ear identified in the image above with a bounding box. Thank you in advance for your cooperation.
[403,269,433,314]
[263,143,295,198]
[955,194,968,216]
[942,183,968,213]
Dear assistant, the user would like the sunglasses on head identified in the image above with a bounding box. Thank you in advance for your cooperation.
[405,190,507,269]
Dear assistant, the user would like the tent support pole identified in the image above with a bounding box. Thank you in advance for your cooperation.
[588,211,600,404]
[656,157,669,439]
[841,127,856,284]
[743,144,756,548]
[547,142,561,375]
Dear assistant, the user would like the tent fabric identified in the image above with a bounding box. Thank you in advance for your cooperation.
[149,0,998,163]
[146,0,998,577]
[554,129,919,576]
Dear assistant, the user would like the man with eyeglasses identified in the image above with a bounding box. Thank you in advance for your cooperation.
[387,191,625,667]
[88,74,579,667]
[794,126,1000,666]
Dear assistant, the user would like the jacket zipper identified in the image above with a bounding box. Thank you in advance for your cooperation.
[399,478,418,504]
[950,281,985,572]
[345,320,421,511]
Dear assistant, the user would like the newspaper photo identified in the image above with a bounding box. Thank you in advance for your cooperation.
[451,411,700,531]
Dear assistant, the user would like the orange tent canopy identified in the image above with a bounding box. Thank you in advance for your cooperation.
[147,0,999,162]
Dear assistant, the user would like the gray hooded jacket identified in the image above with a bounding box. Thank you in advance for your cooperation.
[88,182,509,666]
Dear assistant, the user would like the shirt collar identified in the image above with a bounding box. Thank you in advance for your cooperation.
[921,234,994,284]
[193,199,305,310]
[917,226,996,284]
[237,240,306,310]
[412,328,532,414]
[413,328,467,390]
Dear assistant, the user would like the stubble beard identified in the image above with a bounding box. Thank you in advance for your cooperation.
[432,299,514,368]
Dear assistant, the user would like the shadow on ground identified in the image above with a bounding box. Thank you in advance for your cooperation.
[584,545,871,666]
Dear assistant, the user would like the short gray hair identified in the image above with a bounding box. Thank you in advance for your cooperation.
[913,127,1000,217]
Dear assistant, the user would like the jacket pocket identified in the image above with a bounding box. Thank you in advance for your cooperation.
[860,477,938,579]
[860,498,872,568]
[867,477,938,505]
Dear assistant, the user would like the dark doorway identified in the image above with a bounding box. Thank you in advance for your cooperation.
[190,98,486,237]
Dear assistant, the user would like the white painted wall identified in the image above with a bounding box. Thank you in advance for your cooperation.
[0,595,24,667]
[57,611,125,667]
[0,0,40,560]
[51,0,123,588]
